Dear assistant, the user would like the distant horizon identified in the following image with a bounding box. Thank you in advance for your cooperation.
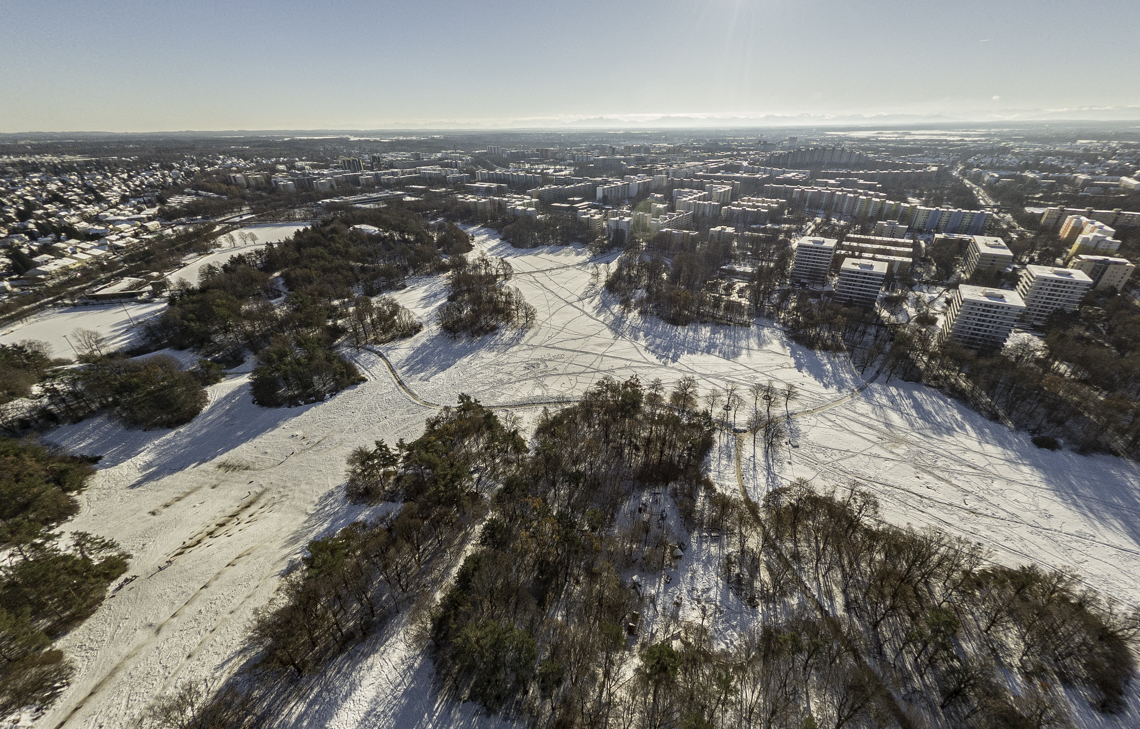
[3,115,1140,139]
[3,0,1137,134]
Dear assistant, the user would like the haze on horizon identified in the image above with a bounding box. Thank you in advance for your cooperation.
[3,0,1138,133]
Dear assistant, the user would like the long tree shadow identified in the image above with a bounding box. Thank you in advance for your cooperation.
[859,380,1140,557]
[44,377,319,488]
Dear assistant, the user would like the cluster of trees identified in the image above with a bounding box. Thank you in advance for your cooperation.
[437,252,536,335]
[0,342,58,405]
[757,480,1138,725]
[0,334,215,435]
[145,208,464,405]
[431,376,717,721]
[0,438,128,715]
[249,335,364,407]
[246,396,523,679]
[782,292,890,370]
[498,214,592,249]
[37,353,213,429]
[604,241,748,326]
[343,295,422,346]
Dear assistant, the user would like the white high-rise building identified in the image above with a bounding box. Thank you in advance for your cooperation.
[791,237,837,285]
[1069,255,1136,292]
[941,285,1026,350]
[1015,265,1093,324]
[834,259,888,307]
[963,235,1013,277]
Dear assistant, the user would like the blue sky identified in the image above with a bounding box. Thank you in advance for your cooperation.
[2,0,1138,132]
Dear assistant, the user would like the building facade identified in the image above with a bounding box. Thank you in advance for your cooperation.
[834,259,888,307]
[963,235,1014,277]
[1015,265,1093,324]
[1069,255,1136,293]
[791,237,837,285]
[940,285,1026,350]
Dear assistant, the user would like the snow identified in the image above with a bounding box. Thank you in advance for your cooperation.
[168,223,310,287]
[28,226,1140,728]
[0,301,166,359]
[0,224,309,361]
[730,377,1140,612]
[383,229,862,410]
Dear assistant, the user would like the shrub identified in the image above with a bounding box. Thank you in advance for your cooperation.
[1032,435,1061,450]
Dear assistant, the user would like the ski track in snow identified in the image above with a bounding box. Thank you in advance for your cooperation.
[12,226,1139,728]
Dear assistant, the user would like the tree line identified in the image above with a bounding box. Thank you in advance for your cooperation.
[0,437,128,716]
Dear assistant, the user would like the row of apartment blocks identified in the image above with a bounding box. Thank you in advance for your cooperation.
[1041,206,1140,230]
[763,184,990,234]
[454,193,537,219]
[596,175,666,202]
[475,169,544,188]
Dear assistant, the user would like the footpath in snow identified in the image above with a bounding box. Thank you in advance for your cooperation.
[23,226,1140,728]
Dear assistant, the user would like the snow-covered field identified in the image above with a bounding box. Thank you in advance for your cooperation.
[727,380,1140,610]
[0,224,310,361]
[24,227,1140,728]
[168,222,310,287]
[0,301,167,359]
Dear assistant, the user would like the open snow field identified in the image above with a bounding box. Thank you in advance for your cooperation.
[168,222,310,287]
[26,227,1140,727]
[0,301,167,359]
[0,224,309,362]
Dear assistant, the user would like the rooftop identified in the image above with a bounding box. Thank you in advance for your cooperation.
[1025,265,1093,283]
[958,284,1026,307]
[1075,255,1132,264]
[797,236,838,249]
[972,235,1012,253]
[840,258,888,274]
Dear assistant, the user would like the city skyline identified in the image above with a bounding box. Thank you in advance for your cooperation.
[3,0,1139,133]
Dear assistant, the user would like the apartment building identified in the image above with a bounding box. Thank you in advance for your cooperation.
[339,157,365,173]
[834,259,888,307]
[1069,255,1136,293]
[791,237,837,285]
[941,285,1026,350]
[963,235,1014,277]
[911,207,990,235]
[873,219,908,238]
[1015,265,1093,324]
[1064,219,1122,259]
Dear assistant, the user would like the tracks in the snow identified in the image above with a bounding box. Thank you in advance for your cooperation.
[730,379,916,729]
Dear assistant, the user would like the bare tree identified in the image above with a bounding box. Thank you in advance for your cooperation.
[703,387,724,419]
[72,328,106,359]
[725,382,743,430]
[670,375,699,412]
[782,383,798,418]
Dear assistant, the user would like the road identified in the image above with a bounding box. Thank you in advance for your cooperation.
[954,168,1030,241]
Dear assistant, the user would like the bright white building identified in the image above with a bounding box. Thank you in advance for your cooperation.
[1015,265,1093,324]
[941,285,1026,350]
[1068,255,1136,293]
[834,259,888,307]
[791,237,837,285]
[963,235,1013,277]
